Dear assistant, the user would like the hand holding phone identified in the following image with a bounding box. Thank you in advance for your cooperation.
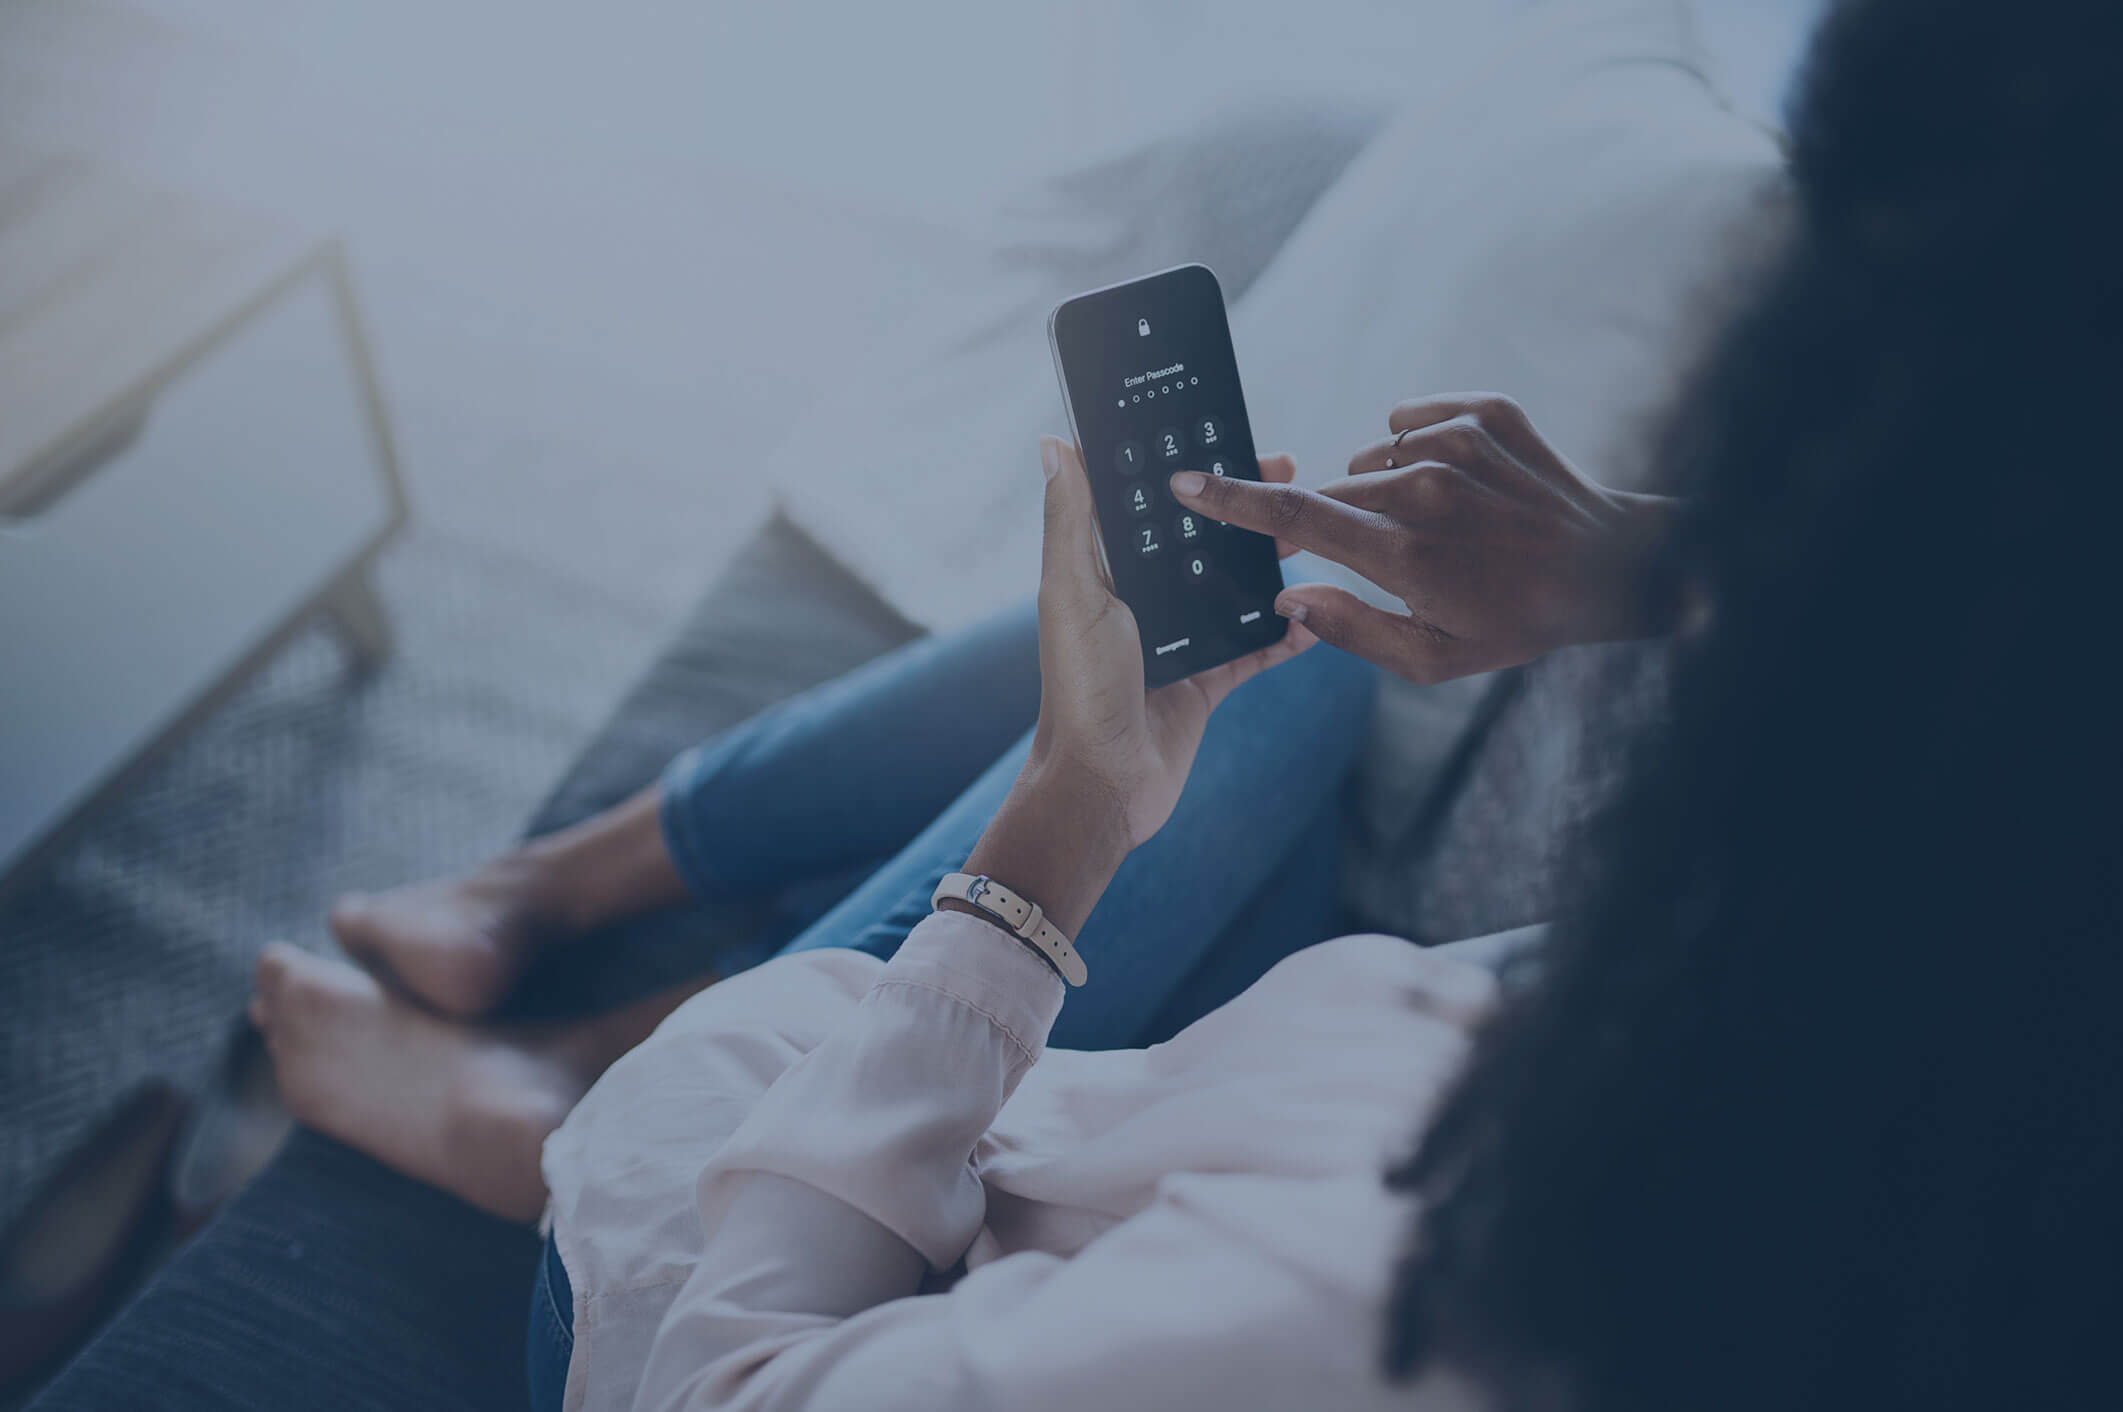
[1048,265,1289,687]
[970,437,1312,916]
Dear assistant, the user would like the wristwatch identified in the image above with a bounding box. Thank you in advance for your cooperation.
[931,872,1088,987]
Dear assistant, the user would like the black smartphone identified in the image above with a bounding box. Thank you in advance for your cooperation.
[1048,264,1288,688]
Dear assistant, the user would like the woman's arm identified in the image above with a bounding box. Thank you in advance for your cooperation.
[1172,393,1686,684]
[945,440,1316,938]
[630,909,1064,1411]
[623,437,1315,1411]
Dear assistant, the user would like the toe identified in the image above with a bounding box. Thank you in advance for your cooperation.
[321,876,522,1017]
[251,941,304,1030]
[255,943,382,1031]
[328,893,376,950]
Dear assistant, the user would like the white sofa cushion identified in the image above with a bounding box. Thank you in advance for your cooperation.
[780,0,1779,633]
[1220,0,1785,926]
[776,0,1784,937]
[1239,0,1782,505]
[767,92,1390,629]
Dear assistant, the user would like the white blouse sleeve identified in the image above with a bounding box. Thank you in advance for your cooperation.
[624,910,1475,1412]
[630,908,1060,1409]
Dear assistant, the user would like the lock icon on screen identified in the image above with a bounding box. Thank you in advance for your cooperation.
[1138,317,1151,336]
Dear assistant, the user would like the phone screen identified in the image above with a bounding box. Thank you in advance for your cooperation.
[1049,265,1288,687]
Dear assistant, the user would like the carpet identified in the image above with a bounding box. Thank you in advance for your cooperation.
[0,515,692,1232]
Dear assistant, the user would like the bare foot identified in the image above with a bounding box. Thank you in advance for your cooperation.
[330,857,553,1019]
[250,942,703,1223]
[330,785,691,1017]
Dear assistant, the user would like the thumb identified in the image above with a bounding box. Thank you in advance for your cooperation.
[1274,583,1455,685]
[1040,435,1108,601]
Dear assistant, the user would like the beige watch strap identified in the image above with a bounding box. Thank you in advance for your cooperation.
[931,872,1088,987]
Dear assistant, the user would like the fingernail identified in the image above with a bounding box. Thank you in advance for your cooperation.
[1170,471,1206,497]
[1275,595,1307,623]
[1039,436,1061,480]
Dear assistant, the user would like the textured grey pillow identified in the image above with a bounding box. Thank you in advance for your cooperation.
[985,94,1393,309]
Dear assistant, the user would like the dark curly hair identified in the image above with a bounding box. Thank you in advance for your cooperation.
[1385,1,2123,1407]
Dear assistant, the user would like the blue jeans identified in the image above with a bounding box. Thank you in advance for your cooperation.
[528,603,1376,1411]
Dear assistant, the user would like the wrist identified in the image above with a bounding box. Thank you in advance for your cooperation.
[961,759,1132,938]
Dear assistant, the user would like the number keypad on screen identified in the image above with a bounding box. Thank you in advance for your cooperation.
[1102,408,1241,591]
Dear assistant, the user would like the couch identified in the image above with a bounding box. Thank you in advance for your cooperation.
[28,2,1786,1406]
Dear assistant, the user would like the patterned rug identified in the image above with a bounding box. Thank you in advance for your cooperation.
[0,509,710,1232]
